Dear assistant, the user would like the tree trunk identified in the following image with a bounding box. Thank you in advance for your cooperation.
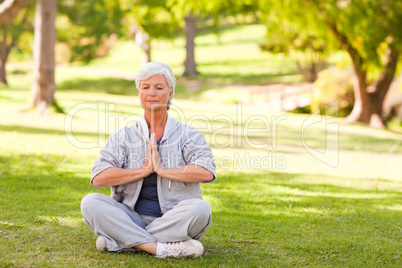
[325,18,399,128]
[0,4,30,85]
[345,66,368,123]
[183,14,198,77]
[346,84,389,129]
[0,0,31,28]
[31,0,57,114]
[346,43,399,129]
[0,29,9,84]
[0,26,18,85]
[0,56,7,85]
[135,30,151,64]
[143,43,151,64]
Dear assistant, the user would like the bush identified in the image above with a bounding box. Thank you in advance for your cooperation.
[313,67,354,117]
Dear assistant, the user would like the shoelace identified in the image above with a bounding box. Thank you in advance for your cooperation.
[166,246,186,257]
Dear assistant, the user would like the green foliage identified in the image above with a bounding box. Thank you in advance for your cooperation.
[58,0,125,63]
[1,2,34,61]
[166,0,256,20]
[123,0,181,40]
[259,0,337,82]
[311,0,402,79]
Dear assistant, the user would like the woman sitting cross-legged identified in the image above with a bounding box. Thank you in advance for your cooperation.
[80,62,216,258]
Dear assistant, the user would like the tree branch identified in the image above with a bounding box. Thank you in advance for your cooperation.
[308,0,367,82]
[325,20,365,73]
[0,0,31,29]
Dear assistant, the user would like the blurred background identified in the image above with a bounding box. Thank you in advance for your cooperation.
[1,0,402,130]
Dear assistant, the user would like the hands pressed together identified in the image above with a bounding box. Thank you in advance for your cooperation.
[143,133,165,176]
[92,132,213,187]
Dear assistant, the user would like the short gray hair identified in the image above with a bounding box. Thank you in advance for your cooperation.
[135,62,176,109]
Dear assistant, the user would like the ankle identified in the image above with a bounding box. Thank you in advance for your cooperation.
[134,242,157,255]
[156,242,164,256]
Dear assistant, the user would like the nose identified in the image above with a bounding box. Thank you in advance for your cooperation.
[148,86,156,96]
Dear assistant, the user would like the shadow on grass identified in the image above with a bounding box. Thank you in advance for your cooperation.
[0,124,99,138]
[201,125,402,154]
[58,77,136,95]
[203,171,401,266]
[270,125,402,154]
[0,153,103,221]
[206,172,401,213]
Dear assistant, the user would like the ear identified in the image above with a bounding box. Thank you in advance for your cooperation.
[169,89,173,99]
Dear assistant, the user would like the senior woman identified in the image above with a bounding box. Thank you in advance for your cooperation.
[80,62,216,258]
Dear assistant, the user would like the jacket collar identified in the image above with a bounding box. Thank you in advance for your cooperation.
[136,113,180,142]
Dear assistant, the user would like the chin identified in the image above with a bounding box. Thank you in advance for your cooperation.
[145,106,165,112]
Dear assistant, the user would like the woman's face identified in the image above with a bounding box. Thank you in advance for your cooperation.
[139,75,173,112]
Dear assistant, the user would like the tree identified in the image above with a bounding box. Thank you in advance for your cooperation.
[259,1,336,82]
[0,0,33,85]
[259,0,402,128]
[0,3,33,85]
[165,0,201,76]
[0,0,31,28]
[166,0,232,77]
[124,0,180,64]
[311,0,402,128]
[30,0,57,114]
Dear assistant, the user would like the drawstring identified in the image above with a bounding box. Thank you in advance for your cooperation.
[159,136,171,189]
[167,138,171,189]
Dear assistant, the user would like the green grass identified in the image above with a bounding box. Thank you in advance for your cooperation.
[1,23,401,267]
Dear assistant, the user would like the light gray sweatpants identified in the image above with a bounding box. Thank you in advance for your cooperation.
[80,193,212,252]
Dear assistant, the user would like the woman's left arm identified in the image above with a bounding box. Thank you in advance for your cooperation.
[156,164,214,183]
[150,133,214,183]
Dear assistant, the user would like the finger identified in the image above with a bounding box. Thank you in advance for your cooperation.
[149,134,154,151]
[151,134,157,153]
[152,133,157,146]
[151,152,158,171]
[149,133,154,149]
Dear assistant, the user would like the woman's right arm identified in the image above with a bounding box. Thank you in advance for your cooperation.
[92,166,151,187]
[92,138,153,187]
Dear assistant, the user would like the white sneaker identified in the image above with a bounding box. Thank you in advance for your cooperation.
[96,236,107,252]
[158,239,204,258]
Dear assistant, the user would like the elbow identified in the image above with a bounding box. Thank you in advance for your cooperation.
[91,175,103,187]
[92,179,101,187]
[203,172,215,183]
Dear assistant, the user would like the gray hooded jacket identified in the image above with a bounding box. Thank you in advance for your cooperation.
[91,114,216,214]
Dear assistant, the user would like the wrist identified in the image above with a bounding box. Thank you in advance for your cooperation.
[155,165,166,176]
[141,166,152,178]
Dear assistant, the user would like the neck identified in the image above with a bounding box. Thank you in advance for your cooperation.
[144,110,168,134]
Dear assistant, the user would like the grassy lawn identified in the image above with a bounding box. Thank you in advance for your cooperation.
[1,24,401,267]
